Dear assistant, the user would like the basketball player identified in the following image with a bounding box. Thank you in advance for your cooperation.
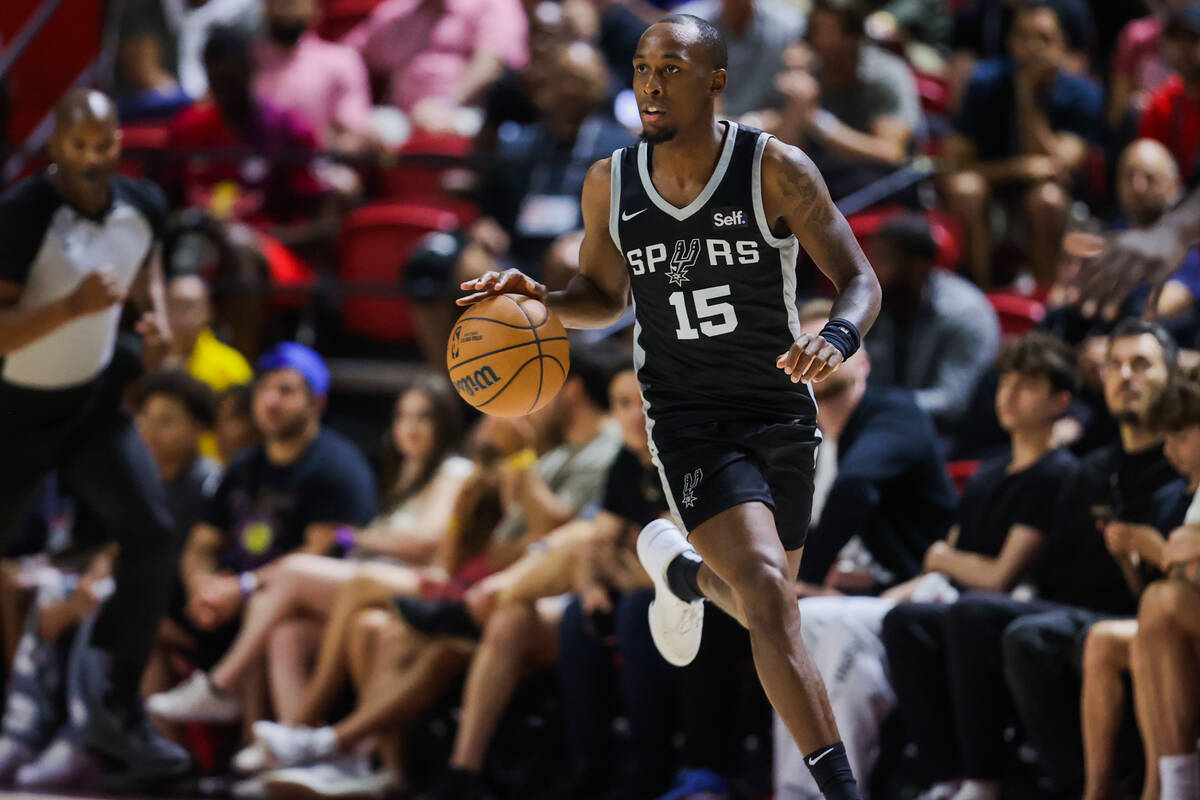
[459,15,881,800]
[0,90,188,782]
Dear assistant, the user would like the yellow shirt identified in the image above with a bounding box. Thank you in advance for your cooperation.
[188,327,253,462]
[188,327,253,393]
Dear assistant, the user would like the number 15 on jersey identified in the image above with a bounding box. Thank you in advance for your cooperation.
[668,286,739,340]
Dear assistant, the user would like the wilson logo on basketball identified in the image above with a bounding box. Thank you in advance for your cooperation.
[449,326,484,359]
[454,366,502,397]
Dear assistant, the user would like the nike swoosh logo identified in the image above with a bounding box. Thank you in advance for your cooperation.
[807,747,835,766]
[621,209,646,221]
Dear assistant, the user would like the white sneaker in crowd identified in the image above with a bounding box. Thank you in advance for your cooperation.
[232,773,270,800]
[146,671,241,723]
[914,781,962,800]
[264,755,401,800]
[251,721,339,769]
[637,518,705,667]
[234,740,272,774]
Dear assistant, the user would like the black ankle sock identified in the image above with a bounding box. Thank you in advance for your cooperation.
[665,551,705,602]
[803,742,861,800]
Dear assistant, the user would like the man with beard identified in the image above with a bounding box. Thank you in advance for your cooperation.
[254,0,375,153]
[458,14,882,798]
[0,88,186,787]
[882,319,1179,800]
[153,342,375,725]
[862,214,1000,432]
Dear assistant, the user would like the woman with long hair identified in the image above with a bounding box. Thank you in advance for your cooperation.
[147,371,475,723]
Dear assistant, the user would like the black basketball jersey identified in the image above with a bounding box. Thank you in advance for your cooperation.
[609,121,817,429]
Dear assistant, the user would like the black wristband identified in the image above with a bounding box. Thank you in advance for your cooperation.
[818,318,861,360]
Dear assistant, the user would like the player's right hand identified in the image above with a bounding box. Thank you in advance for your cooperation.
[69,267,124,316]
[458,268,548,306]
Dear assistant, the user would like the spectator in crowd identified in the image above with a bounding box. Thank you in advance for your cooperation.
[344,0,529,133]
[794,299,957,591]
[224,347,624,798]
[249,475,503,800]
[775,0,923,201]
[163,0,263,100]
[550,370,672,799]
[114,28,193,123]
[1113,139,1200,321]
[165,273,253,460]
[949,0,1095,110]
[673,0,805,118]
[165,274,253,393]
[146,343,375,728]
[883,319,1178,800]
[778,331,1080,800]
[1078,365,1200,800]
[214,382,259,464]
[132,370,223,540]
[1132,487,1200,799]
[255,0,375,153]
[167,26,355,356]
[1138,5,1200,187]
[132,371,224,702]
[167,26,330,230]
[465,40,632,283]
[944,0,1103,287]
[862,214,1000,431]
[147,373,467,724]
[0,370,222,789]
[1107,0,1190,129]
[0,545,118,791]
[417,362,655,800]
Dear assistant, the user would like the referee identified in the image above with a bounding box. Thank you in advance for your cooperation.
[0,90,188,782]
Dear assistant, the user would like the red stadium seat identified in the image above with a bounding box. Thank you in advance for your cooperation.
[987,292,1046,337]
[338,203,459,343]
[846,206,964,270]
[378,133,479,224]
[947,460,981,495]
[118,124,172,177]
[317,0,386,40]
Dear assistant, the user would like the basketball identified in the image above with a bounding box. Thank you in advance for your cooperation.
[446,294,571,417]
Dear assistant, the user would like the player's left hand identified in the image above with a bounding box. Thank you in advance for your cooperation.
[777,333,843,383]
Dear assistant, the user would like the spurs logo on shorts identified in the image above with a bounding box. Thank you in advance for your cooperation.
[681,468,702,508]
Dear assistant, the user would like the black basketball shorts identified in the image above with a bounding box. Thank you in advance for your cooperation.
[647,418,819,551]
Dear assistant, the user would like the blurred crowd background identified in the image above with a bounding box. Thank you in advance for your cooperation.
[5,0,1200,798]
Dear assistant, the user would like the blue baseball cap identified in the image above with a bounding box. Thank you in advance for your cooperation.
[256,342,330,397]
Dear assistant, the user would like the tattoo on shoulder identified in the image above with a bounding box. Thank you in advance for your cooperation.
[775,152,835,235]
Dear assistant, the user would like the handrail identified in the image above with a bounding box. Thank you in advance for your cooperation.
[0,0,67,82]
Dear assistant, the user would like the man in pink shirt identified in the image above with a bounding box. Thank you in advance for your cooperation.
[1108,0,1190,128]
[344,0,530,133]
[256,0,376,152]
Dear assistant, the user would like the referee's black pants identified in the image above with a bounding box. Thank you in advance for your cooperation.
[0,378,180,709]
[881,593,1061,783]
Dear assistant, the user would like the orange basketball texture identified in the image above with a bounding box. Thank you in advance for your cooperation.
[446,295,571,417]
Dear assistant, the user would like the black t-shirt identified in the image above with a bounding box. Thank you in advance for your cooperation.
[1035,441,1178,613]
[1152,478,1194,536]
[164,456,222,539]
[204,428,376,571]
[601,446,668,527]
[956,446,1078,557]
